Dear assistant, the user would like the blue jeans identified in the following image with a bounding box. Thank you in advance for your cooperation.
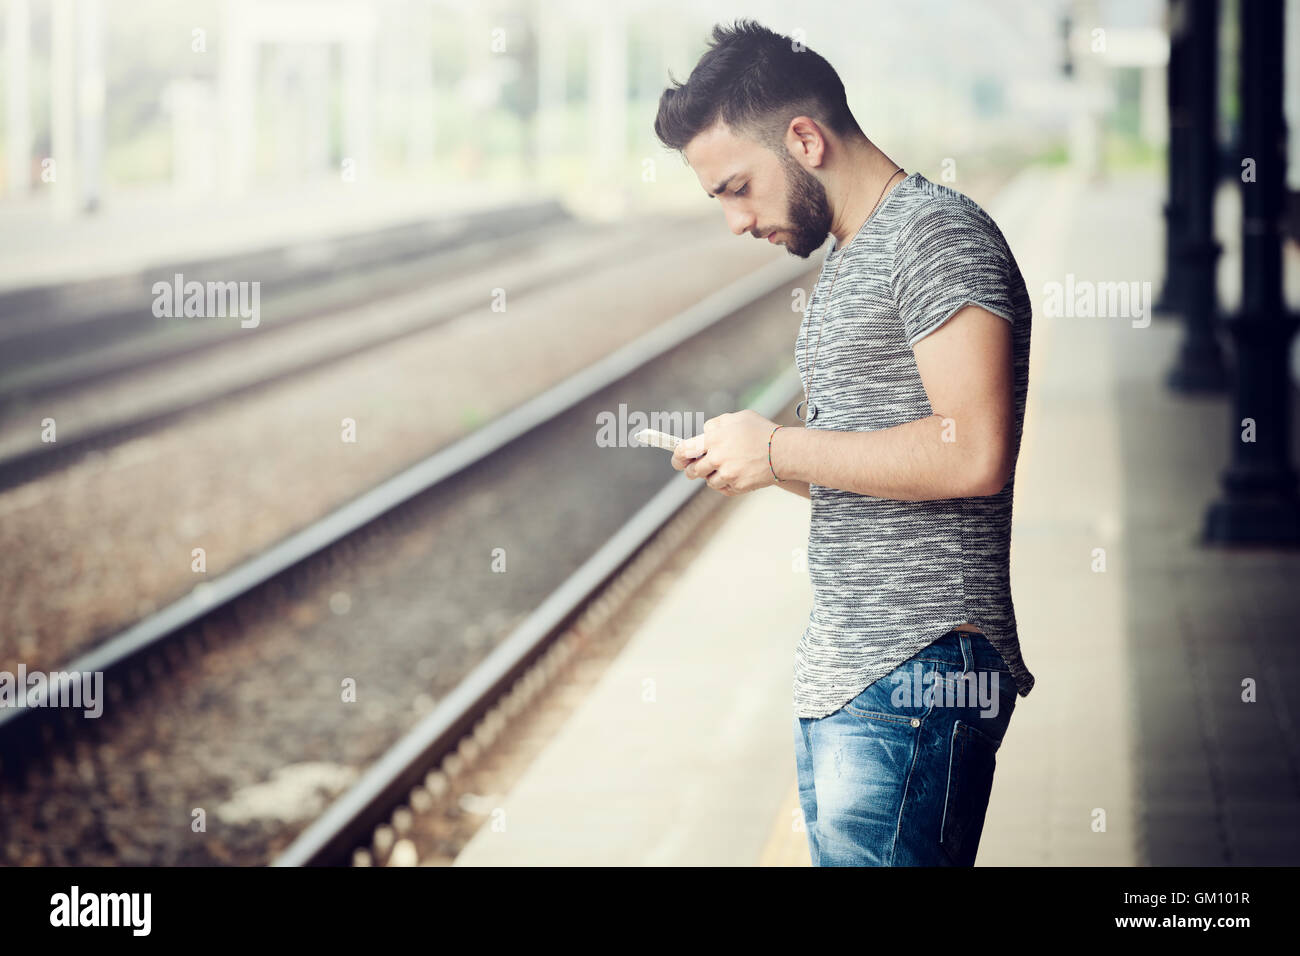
[793,629,1018,866]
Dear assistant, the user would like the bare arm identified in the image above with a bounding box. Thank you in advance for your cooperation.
[770,305,1015,501]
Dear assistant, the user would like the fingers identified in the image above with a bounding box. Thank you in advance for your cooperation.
[672,441,703,472]
[685,453,716,481]
[676,435,705,470]
[705,470,737,495]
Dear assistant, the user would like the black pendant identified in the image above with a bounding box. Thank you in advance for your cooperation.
[796,399,818,423]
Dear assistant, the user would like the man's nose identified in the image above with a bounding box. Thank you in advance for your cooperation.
[725,207,756,236]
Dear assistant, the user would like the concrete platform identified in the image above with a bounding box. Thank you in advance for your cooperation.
[453,484,813,866]
[454,163,1300,866]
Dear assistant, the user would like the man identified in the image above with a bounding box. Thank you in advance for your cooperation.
[653,19,1036,866]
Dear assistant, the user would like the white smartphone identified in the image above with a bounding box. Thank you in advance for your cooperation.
[634,427,697,455]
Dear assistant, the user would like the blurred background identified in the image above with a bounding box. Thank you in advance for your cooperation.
[0,0,1185,229]
[0,0,1297,869]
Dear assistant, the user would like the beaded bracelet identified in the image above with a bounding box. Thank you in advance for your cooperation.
[768,424,785,482]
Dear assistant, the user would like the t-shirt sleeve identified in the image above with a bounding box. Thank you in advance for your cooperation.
[891,199,1016,349]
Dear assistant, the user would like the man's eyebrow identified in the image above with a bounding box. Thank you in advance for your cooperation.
[705,173,741,198]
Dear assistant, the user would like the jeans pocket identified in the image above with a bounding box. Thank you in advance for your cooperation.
[939,719,999,865]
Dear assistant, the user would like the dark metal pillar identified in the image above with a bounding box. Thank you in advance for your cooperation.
[1203,0,1300,545]
[1166,0,1229,391]
[1155,0,1190,314]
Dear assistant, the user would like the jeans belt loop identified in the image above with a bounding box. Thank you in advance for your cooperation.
[959,633,975,674]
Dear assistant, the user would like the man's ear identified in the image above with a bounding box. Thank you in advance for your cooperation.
[786,116,827,167]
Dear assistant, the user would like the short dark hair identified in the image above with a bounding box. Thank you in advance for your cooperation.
[653,19,864,156]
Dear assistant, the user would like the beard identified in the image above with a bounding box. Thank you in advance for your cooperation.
[775,153,834,259]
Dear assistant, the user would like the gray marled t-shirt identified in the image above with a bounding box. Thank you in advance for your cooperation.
[792,171,1036,719]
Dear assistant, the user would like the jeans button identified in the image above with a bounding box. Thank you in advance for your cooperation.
[910,718,921,728]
